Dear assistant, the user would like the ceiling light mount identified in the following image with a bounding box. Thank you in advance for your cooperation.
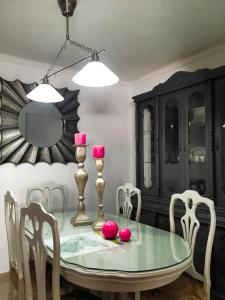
[58,0,77,17]
[42,76,49,84]
[92,51,100,62]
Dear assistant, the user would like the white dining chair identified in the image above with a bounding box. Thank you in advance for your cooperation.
[141,190,216,300]
[26,184,66,213]
[20,201,100,300]
[116,183,142,222]
[4,191,23,280]
[20,201,61,300]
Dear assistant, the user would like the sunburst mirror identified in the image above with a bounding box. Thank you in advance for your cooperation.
[0,78,79,164]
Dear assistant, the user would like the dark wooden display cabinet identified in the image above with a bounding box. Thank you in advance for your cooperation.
[133,66,225,300]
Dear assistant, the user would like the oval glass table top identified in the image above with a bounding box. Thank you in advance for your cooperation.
[18,102,64,148]
[26,211,191,273]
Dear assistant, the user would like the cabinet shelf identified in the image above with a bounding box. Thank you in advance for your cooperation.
[189,161,206,164]
[189,122,206,128]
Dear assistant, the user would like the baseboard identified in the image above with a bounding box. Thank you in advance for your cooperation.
[0,271,10,279]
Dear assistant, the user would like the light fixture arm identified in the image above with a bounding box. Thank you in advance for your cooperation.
[66,15,95,53]
[44,9,100,82]
[69,39,96,54]
[45,39,69,78]
[47,49,105,79]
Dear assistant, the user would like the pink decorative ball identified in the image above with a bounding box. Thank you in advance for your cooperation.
[119,227,131,242]
[102,220,119,239]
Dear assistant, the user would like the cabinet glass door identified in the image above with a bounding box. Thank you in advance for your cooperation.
[222,117,225,199]
[159,92,184,198]
[138,99,158,195]
[188,93,207,195]
[214,77,225,206]
[184,83,213,198]
[143,108,154,189]
[165,100,179,165]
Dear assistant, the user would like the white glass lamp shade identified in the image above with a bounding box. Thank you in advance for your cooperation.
[26,84,64,103]
[72,61,119,87]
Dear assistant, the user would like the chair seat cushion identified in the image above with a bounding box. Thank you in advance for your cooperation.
[141,274,207,300]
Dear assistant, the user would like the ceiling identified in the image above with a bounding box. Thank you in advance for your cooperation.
[1,0,225,82]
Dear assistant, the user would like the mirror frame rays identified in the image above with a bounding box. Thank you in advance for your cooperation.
[0,78,80,164]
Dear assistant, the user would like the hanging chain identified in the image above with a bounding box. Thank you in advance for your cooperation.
[45,39,69,79]
[69,39,95,54]
[44,15,99,80]
[66,14,96,54]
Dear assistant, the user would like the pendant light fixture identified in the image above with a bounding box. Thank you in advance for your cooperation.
[27,77,64,103]
[73,52,119,87]
[27,0,119,103]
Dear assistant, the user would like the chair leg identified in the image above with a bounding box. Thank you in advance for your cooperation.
[17,262,23,280]
[115,293,129,300]
[134,291,140,300]
[17,279,25,300]
[99,291,111,299]
[103,292,115,300]
[108,293,115,300]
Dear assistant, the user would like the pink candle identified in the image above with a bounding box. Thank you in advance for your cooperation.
[92,145,105,158]
[74,133,86,145]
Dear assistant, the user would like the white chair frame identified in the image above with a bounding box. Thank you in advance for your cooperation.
[116,183,142,300]
[4,191,23,279]
[20,202,61,300]
[170,190,216,300]
[26,184,66,213]
[116,183,142,222]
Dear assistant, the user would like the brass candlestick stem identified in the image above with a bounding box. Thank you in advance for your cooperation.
[92,158,105,231]
[71,145,92,226]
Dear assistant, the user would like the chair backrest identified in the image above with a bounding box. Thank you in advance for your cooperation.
[170,190,216,300]
[116,183,142,222]
[20,202,60,300]
[26,184,66,213]
[4,191,23,279]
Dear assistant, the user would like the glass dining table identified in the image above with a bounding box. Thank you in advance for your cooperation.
[26,211,192,300]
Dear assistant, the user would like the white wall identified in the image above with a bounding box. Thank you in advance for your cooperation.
[0,53,133,273]
[132,42,225,96]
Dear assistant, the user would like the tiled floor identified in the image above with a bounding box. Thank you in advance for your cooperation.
[0,271,24,300]
[0,269,103,300]
[0,270,206,300]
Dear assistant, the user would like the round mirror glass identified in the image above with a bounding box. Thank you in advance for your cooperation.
[18,102,64,147]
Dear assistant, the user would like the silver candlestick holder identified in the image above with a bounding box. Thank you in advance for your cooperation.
[71,144,92,226]
[92,158,105,231]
